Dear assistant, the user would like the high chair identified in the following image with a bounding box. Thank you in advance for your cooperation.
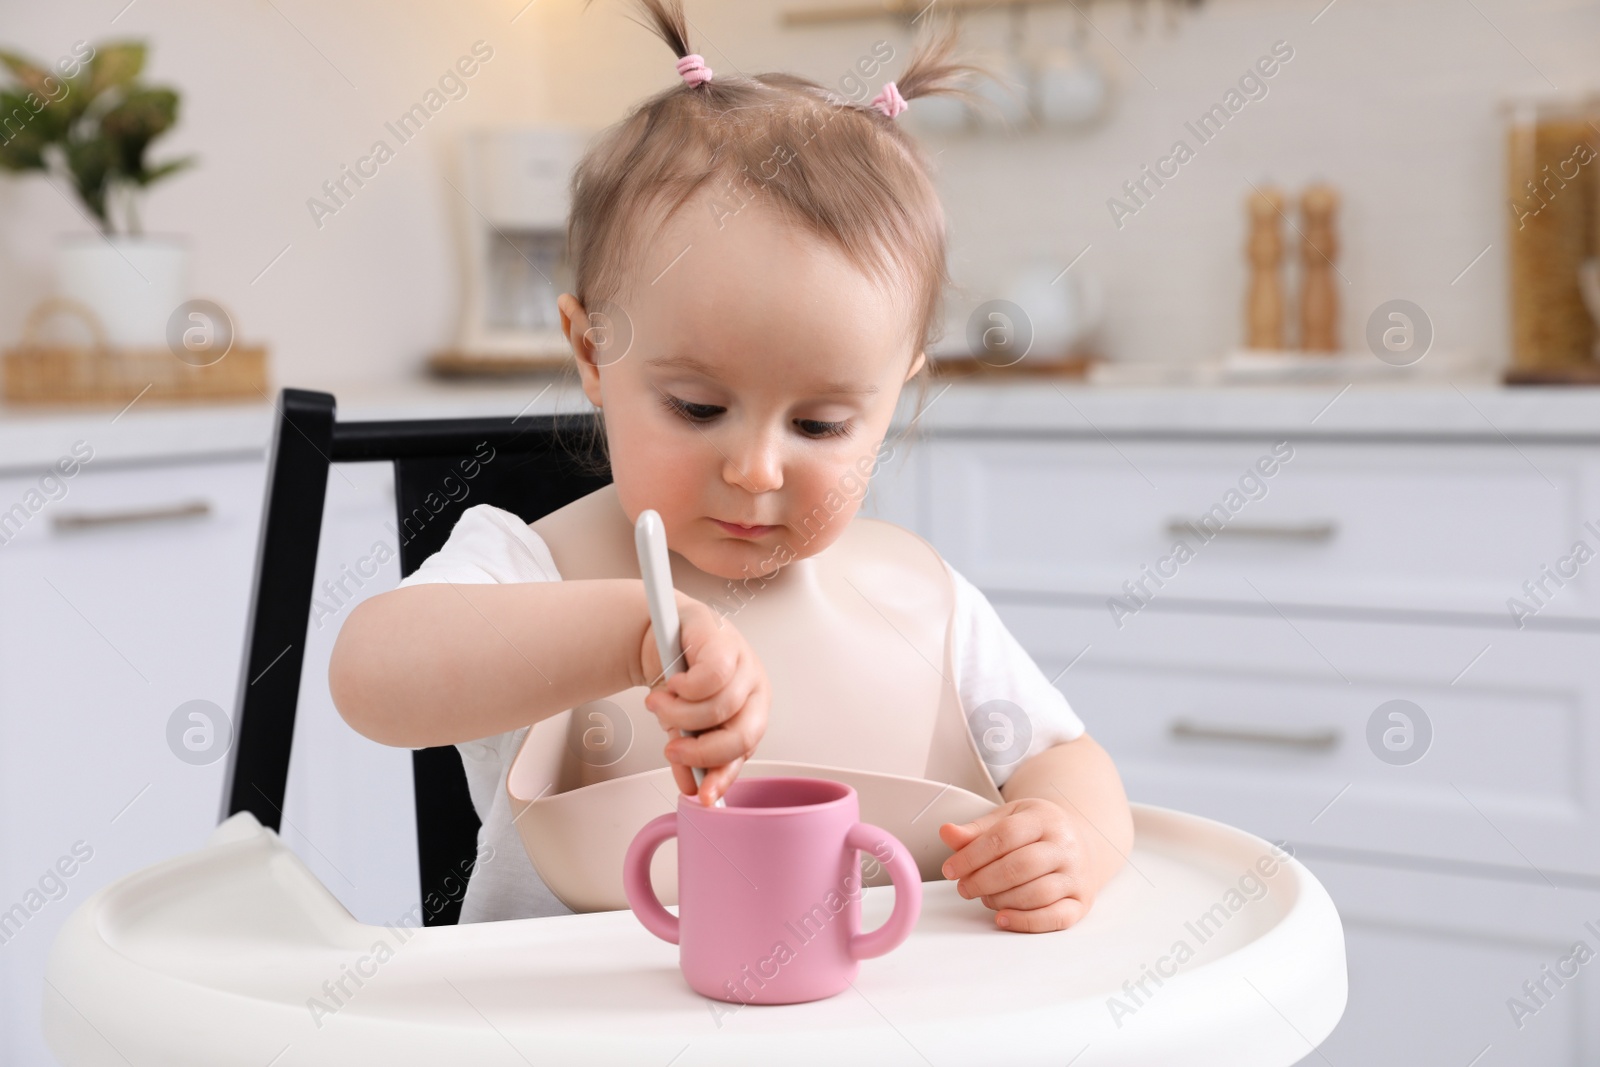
[41,387,1347,1065]
[221,387,610,927]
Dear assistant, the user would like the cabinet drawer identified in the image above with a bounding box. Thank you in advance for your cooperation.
[929,437,1599,619]
[0,456,268,876]
[1306,858,1600,1064]
[993,600,1600,879]
[0,456,269,1067]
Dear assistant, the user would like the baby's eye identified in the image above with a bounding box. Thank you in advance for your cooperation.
[660,394,724,422]
[795,418,851,439]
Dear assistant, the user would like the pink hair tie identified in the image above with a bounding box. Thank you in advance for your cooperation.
[870,81,907,118]
[677,54,712,87]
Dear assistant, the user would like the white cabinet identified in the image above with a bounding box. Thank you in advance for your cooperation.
[905,428,1600,1063]
[0,452,423,1067]
[996,602,1600,878]
[927,436,1600,620]
[1308,859,1600,1065]
[0,455,266,1067]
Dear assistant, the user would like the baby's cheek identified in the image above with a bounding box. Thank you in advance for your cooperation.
[786,467,867,545]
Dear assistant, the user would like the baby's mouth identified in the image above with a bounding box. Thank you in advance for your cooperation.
[712,518,779,539]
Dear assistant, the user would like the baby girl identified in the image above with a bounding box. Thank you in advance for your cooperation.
[330,0,1132,934]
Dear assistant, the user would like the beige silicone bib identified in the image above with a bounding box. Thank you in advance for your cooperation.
[505,484,1003,912]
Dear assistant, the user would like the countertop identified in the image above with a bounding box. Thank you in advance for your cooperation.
[4,371,1600,473]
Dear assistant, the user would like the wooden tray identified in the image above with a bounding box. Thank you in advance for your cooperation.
[1503,364,1600,385]
[3,342,269,405]
[428,350,572,379]
[929,353,1098,379]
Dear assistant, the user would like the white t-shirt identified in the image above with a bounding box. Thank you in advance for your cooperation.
[397,503,1085,923]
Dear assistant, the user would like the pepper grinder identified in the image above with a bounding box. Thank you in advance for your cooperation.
[1299,183,1341,353]
[1245,185,1287,350]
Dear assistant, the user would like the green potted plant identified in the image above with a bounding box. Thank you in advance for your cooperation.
[0,39,196,349]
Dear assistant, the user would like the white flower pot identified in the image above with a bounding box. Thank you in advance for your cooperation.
[55,234,189,350]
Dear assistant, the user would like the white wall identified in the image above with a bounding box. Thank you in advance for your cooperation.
[0,0,1595,387]
[0,0,554,390]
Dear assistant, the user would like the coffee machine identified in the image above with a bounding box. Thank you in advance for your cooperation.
[432,126,590,374]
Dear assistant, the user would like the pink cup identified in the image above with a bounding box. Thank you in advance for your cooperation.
[623,776,922,1005]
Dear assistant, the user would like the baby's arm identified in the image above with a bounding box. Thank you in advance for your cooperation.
[935,560,1135,931]
[330,578,659,749]
[332,576,770,805]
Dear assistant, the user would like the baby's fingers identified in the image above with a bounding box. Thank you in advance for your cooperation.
[955,840,1060,900]
[943,807,1041,879]
[979,872,1079,913]
[990,894,1087,933]
[668,759,704,802]
[662,686,766,806]
[667,751,745,807]
[649,672,756,734]
[696,754,748,807]
[666,721,753,769]
[667,639,739,702]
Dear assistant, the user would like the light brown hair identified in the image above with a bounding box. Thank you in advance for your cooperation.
[561,0,989,470]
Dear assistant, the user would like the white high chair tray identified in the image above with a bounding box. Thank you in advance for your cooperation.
[44,803,1345,1066]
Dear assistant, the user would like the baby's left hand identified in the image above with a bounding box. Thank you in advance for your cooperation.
[939,798,1094,933]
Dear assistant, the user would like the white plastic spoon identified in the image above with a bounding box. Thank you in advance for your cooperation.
[635,509,726,808]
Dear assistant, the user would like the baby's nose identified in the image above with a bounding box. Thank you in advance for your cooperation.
[723,437,783,492]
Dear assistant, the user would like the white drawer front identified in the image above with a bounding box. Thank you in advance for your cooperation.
[992,600,1600,879]
[928,437,1600,620]
[1308,859,1600,1064]
[0,457,268,1067]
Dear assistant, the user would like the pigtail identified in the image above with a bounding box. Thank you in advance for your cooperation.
[890,18,990,107]
[596,0,694,62]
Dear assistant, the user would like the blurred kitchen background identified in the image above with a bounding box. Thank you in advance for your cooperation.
[0,0,1592,382]
[4,1,1600,1065]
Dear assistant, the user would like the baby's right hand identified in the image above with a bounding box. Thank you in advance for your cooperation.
[639,594,769,806]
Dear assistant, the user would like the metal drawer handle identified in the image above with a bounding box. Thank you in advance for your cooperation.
[53,499,213,532]
[1169,719,1340,750]
[1165,518,1337,541]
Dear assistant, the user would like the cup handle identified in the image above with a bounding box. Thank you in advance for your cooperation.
[844,821,922,961]
[623,812,679,944]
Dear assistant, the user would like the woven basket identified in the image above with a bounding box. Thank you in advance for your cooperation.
[2,297,268,405]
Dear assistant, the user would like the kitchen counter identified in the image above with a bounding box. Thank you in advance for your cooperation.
[4,372,1600,473]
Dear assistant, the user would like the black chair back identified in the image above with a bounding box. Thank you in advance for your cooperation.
[221,387,609,925]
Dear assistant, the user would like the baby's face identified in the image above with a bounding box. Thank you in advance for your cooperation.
[560,194,923,582]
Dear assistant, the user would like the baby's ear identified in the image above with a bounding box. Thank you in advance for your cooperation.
[559,293,605,406]
[905,349,927,381]
[558,293,590,360]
